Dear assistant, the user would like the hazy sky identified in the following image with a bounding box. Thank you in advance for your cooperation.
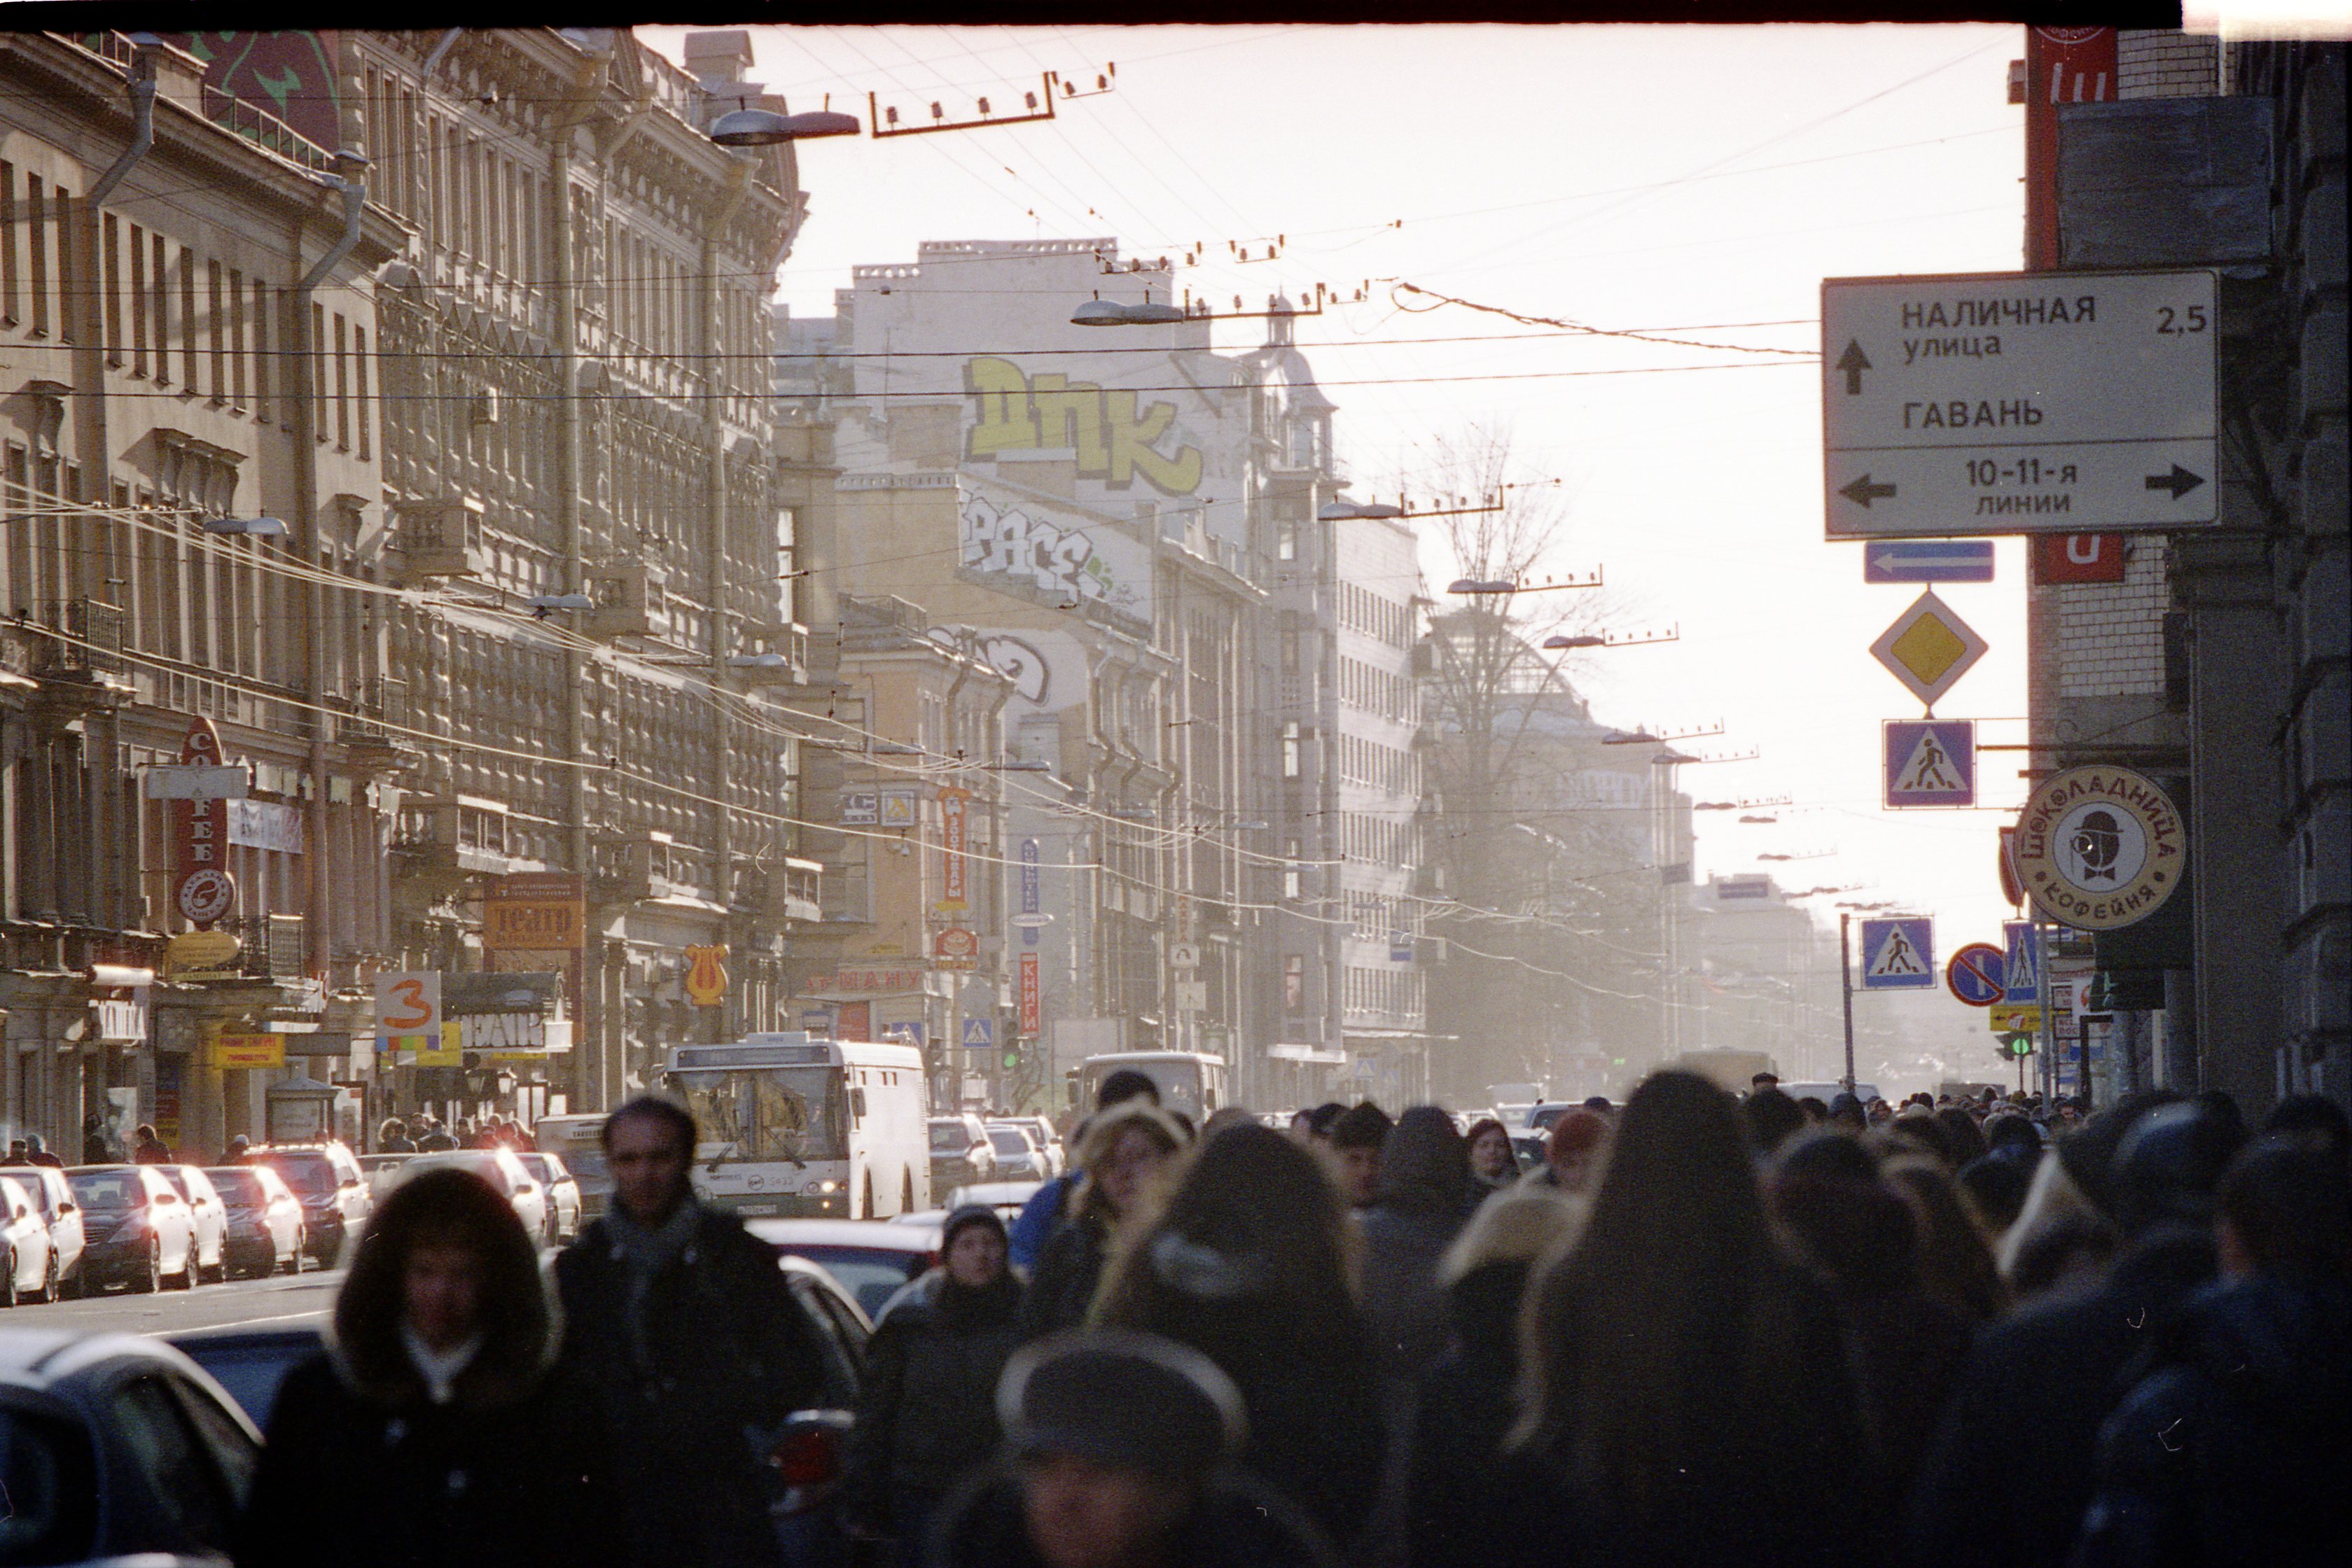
[643,22,2035,1047]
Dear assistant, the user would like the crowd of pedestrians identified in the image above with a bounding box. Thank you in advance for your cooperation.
[229,1068,2348,1568]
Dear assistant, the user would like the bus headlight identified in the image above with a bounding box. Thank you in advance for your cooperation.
[809,1180,838,1194]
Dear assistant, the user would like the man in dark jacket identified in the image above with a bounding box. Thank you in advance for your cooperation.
[1358,1106,1475,1389]
[2071,1138,2351,1568]
[1900,1101,2236,1568]
[846,1203,1025,1562]
[555,1097,828,1568]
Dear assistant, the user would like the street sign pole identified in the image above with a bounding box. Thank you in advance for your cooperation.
[1839,912,1857,1092]
[2036,917,2057,1101]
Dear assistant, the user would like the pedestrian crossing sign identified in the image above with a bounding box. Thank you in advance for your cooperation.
[1859,917,1936,990]
[1884,719,1976,808]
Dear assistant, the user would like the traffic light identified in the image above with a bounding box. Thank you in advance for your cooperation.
[1003,1045,1022,1071]
[1999,1033,2035,1058]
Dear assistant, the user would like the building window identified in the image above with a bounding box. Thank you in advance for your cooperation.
[1281,721,1301,779]
[1283,839,1302,902]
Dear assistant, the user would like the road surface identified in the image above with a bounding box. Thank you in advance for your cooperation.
[30,1266,344,1336]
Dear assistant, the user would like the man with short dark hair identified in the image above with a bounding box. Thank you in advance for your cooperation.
[1328,1102,1394,1208]
[1751,1071,1780,1093]
[1007,1071,1163,1272]
[555,1096,827,1568]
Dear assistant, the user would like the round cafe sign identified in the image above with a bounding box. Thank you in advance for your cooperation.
[2013,765,2184,930]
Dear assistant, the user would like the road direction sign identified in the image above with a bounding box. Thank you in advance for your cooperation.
[2003,920,2043,1004]
[1863,540,1996,584]
[1859,918,1935,990]
[1991,1002,2045,1034]
[1870,590,1989,710]
[1884,719,1977,808]
[1946,943,2006,1006]
[1822,268,2218,538]
[961,1016,994,1051]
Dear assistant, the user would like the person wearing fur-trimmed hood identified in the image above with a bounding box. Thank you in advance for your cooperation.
[233,1166,613,1568]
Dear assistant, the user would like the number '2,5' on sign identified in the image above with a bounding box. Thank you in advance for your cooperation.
[1822,268,2217,538]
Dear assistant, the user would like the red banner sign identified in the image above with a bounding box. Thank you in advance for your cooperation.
[2033,532,2129,584]
[172,719,237,929]
[1018,952,1041,1036]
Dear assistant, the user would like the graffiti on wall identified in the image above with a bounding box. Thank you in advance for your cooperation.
[960,493,1146,627]
[965,356,1203,496]
[158,32,343,152]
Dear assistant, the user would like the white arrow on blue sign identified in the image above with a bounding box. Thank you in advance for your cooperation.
[1863,540,1996,584]
[1860,918,1936,990]
[2003,920,2043,1005]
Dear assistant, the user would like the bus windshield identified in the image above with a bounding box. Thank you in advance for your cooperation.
[674,1066,847,1165]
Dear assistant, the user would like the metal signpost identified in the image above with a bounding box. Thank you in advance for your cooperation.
[1823,268,2218,538]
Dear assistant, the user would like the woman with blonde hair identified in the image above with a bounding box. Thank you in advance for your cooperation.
[1017,1099,1187,1340]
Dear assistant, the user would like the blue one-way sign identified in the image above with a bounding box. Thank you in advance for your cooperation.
[1863,540,1996,584]
[1859,918,1936,990]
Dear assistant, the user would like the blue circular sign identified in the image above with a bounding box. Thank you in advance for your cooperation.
[1945,943,2005,1007]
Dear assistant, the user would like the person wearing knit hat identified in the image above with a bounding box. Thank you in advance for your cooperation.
[1326,1102,1393,1208]
[925,1330,1337,1568]
[845,1203,1026,1560]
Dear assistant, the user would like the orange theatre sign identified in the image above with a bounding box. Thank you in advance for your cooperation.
[2013,765,2185,930]
[937,787,972,911]
[684,946,730,1007]
[483,872,585,1027]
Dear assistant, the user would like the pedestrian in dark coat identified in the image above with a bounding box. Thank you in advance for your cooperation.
[132,1123,171,1163]
[1358,1105,1477,1388]
[1019,1102,1186,1340]
[554,1097,829,1568]
[925,1330,1338,1568]
[1407,1185,1581,1568]
[1900,1099,2239,1568]
[1093,1124,1386,1557]
[1513,1071,1878,1568]
[2070,1138,2352,1568]
[234,1167,611,1568]
[847,1204,1027,1562]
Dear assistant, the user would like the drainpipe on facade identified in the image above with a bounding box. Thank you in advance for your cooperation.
[293,156,369,993]
[703,157,756,1044]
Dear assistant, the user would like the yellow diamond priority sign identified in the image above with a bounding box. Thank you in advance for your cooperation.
[1870,588,1989,710]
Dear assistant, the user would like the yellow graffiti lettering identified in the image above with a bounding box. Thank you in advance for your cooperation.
[963,357,1202,495]
[1102,388,1202,494]
[1030,374,1111,473]
[966,356,1041,456]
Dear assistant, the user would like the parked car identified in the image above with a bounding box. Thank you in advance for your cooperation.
[202,1164,307,1278]
[66,1165,199,1293]
[926,1114,996,1197]
[746,1217,943,1322]
[356,1151,417,1203]
[944,1180,1044,1228]
[245,1142,372,1268]
[516,1151,581,1242]
[16,1166,86,1299]
[770,1254,872,1568]
[158,1166,230,1284]
[1004,1115,1066,1177]
[0,1326,259,1562]
[983,1122,1051,1182]
[0,1174,60,1304]
[166,1324,323,1429]
[531,1113,613,1219]
[403,1148,552,1245]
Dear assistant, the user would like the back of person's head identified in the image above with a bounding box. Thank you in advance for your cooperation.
[2217,1135,2352,1284]
[1328,1101,1393,1152]
[2191,1088,2246,1143]
[1307,1102,1347,1136]
[1377,1105,1470,1212]
[1983,1112,2043,1161]
[1955,1152,2033,1234]
[1741,1087,1807,1156]
[1796,1096,1830,1124]
[1883,1154,2010,1321]
[1771,1130,1915,1298]
[334,1167,550,1407]
[1096,1070,1162,1112]
[1200,1105,1258,1138]
[1094,1124,1362,1363]
[1877,1115,1953,1167]
[1518,1072,1793,1515]
[1580,1096,1615,1116]
[2056,1088,2186,1222]
[2262,1093,2352,1162]
[1826,1092,1867,1131]
[1933,1107,1989,1167]
[1545,1108,1610,1168]
[2110,1099,2248,1237]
